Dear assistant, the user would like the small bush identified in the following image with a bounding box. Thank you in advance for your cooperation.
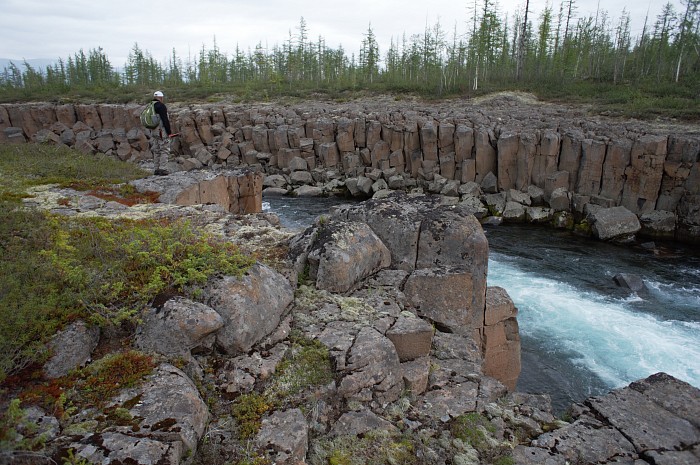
[0,399,47,452]
[0,213,255,381]
[231,393,274,439]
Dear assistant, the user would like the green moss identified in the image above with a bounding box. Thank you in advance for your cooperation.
[105,407,135,426]
[450,413,496,452]
[231,393,274,439]
[328,450,352,465]
[62,448,91,465]
[573,220,592,236]
[551,211,575,230]
[264,332,334,403]
[451,413,516,464]
[298,263,312,286]
[493,456,515,465]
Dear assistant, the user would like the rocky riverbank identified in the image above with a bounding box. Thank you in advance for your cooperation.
[2,175,698,465]
[1,93,699,243]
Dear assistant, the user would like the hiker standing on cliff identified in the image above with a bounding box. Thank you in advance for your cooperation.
[151,90,177,175]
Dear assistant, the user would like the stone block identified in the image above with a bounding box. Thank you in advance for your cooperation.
[386,315,434,362]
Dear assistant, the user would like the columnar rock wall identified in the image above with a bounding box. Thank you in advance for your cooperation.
[1,97,698,242]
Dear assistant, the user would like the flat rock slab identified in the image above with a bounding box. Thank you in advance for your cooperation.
[522,372,700,463]
[587,381,699,453]
[130,169,262,214]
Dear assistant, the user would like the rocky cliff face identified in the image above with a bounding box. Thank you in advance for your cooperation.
[1,94,699,242]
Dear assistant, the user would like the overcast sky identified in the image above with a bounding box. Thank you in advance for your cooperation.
[0,0,685,67]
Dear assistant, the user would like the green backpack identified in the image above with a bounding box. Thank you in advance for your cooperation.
[140,101,160,129]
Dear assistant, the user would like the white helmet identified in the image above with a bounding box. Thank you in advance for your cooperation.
[153,91,164,97]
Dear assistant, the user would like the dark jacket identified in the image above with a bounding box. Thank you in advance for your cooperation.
[153,99,172,135]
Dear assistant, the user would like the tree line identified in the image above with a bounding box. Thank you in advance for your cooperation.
[1,0,698,100]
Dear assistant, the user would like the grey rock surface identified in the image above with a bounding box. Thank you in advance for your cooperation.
[135,297,224,356]
[207,263,294,354]
[43,320,100,379]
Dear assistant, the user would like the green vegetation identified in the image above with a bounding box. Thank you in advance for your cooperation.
[230,331,333,439]
[231,393,275,439]
[451,413,496,452]
[0,143,149,198]
[0,399,47,453]
[70,350,155,407]
[451,413,513,464]
[311,432,418,465]
[0,144,255,382]
[264,330,335,403]
[16,350,155,419]
[2,4,699,119]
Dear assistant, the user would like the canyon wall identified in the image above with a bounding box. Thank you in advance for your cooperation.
[1,96,698,242]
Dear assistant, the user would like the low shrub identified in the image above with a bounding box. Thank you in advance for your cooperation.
[231,393,274,439]
[0,144,255,381]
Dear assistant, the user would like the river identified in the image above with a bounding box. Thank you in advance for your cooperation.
[263,196,700,414]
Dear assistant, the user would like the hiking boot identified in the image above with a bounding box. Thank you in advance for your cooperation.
[154,169,169,176]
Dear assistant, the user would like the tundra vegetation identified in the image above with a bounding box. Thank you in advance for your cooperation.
[0,144,255,460]
[1,1,699,119]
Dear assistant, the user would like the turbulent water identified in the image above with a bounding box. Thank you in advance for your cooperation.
[485,224,700,413]
[264,197,700,414]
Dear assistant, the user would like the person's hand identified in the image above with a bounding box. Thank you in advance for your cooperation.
[169,133,180,138]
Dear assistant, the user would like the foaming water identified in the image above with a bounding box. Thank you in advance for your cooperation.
[489,254,700,391]
[486,224,700,412]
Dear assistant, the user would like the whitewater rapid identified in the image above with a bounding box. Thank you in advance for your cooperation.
[488,253,700,395]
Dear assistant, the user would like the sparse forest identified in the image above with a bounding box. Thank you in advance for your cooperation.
[1,0,699,118]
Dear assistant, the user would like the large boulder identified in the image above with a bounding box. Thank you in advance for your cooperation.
[515,372,700,464]
[590,206,641,241]
[43,320,99,379]
[403,266,483,336]
[70,363,209,464]
[207,263,294,354]
[482,287,521,391]
[305,219,391,293]
[340,197,423,271]
[415,207,488,274]
[135,297,224,356]
[586,376,700,452]
[639,210,677,239]
[130,169,263,214]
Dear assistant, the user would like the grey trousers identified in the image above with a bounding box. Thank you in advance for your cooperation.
[151,132,171,170]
